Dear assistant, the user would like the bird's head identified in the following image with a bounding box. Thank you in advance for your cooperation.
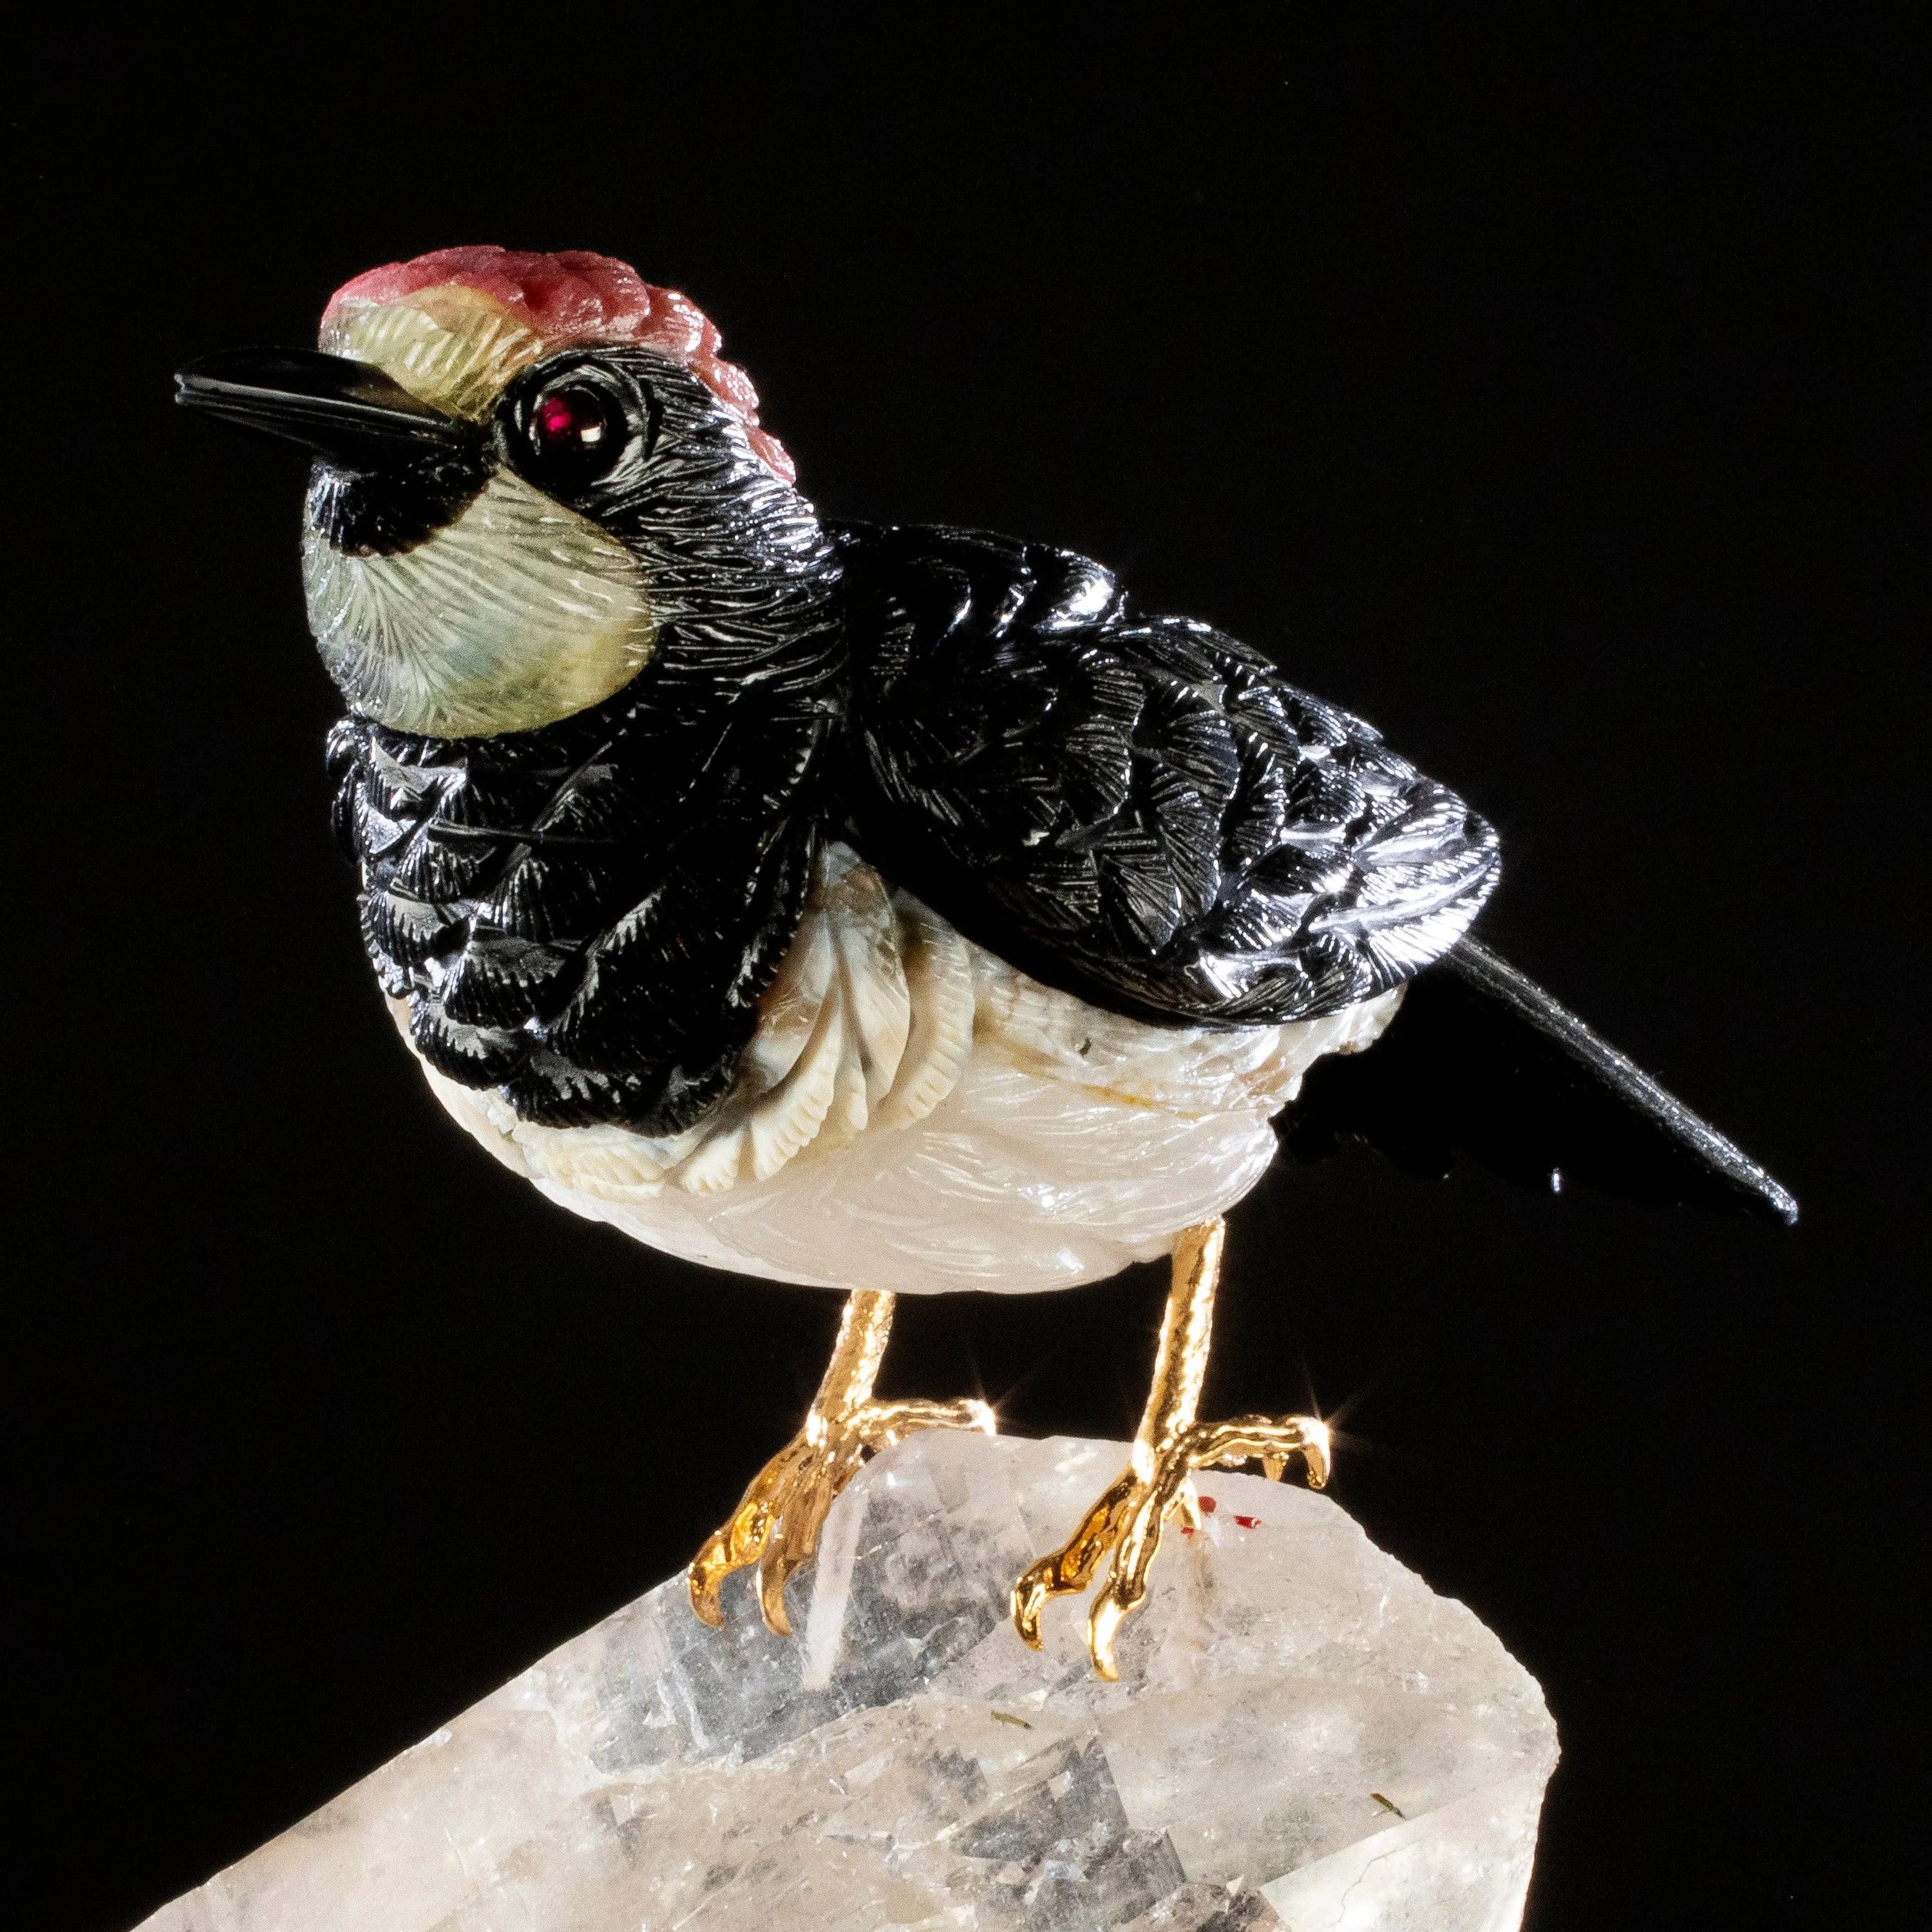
[177,246,829,736]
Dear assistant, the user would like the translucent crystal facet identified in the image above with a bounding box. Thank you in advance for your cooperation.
[137,1434,1557,1932]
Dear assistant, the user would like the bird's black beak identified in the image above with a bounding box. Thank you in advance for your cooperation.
[173,348,486,469]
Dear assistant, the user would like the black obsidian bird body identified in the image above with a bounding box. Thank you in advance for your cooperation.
[326,654,833,1137]
[327,520,1499,1141]
[177,243,1792,1671]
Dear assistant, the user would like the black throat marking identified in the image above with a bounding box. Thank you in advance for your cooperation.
[307,444,493,556]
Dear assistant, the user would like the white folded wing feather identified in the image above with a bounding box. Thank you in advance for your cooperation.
[405,842,1400,1292]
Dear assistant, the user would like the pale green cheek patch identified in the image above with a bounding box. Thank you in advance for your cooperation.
[302,469,656,737]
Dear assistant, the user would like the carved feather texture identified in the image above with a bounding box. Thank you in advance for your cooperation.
[412,845,976,1202]
[303,469,657,738]
[837,524,1501,1028]
[412,844,1400,1293]
[336,687,829,1138]
[334,497,1498,1291]
[327,354,844,1139]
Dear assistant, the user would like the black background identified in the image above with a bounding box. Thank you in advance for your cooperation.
[10,16,1922,1931]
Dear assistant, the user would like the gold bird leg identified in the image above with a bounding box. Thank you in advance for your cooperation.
[1011,1218,1330,1680]
[688,1289,996,1636]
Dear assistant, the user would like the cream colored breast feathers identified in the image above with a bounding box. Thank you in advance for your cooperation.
[404,844,1399,1294]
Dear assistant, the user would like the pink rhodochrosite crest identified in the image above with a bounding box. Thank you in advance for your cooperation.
[322,245,795,480]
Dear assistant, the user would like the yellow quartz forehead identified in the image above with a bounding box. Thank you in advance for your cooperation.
[319,284,551,421]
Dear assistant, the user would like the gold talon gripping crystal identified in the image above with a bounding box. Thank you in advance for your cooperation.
[1011,1218,1330,1680]
[689,1289,995,1635]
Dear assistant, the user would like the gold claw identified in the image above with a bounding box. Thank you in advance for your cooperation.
[1302,1420,1331,1491]
[1010,1468,1137,1651]
[1010,1567,1049,1652]
[1010,1220,1332,1676]
[1088,1593,1131,1681]
[688,1539,732,1629]
[688,1292,998,1635]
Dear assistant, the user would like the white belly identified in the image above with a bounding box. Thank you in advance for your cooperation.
[406,844,1399,1294]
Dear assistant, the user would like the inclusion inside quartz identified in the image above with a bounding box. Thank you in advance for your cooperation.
[135,1432,1557,1932]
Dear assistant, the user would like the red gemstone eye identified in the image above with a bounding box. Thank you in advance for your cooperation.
[518,378,626,488]
[533,388,607,451]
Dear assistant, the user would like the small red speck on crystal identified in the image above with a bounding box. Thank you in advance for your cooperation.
[1198,1495,1218,1513]
[1233,1514,1260,1529]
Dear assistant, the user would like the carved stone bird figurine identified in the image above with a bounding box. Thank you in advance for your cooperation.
[177,246,1793,1678]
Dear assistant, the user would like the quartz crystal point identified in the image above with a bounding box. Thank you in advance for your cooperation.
[137,1434,1557,1932]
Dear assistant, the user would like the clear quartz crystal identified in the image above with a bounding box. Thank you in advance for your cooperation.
[137,1434,1557,1932]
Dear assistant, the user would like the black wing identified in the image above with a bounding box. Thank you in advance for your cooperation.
[1287,937,1799,1223]
[834,523,1499,1027]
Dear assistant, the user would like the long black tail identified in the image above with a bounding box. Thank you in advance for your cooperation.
[1285,936,1797,1224]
